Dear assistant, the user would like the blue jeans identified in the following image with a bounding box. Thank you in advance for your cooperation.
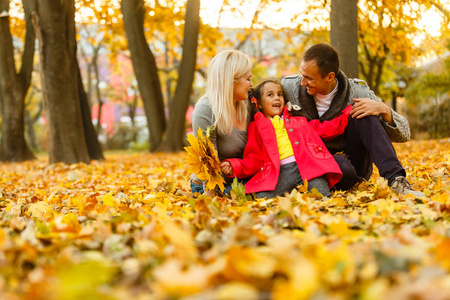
[190,180,204,194]
[190,178,249,196]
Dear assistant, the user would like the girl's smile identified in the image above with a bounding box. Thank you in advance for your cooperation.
[259,82,285,118]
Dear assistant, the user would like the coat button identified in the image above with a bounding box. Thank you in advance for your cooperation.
[289,128,293,132]
[285,118,289,122]
[294,141,299,145]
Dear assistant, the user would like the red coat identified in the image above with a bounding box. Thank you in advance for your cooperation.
[225,106,351,194]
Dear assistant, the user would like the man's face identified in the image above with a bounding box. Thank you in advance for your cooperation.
[300,60,334,96]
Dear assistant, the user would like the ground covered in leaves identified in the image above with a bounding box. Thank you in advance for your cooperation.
[0,139,449,300]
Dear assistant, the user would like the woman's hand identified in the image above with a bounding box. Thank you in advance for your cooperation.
[220,161,233,175]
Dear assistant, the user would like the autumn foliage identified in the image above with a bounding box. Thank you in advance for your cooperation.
[185,127,225,191]
[0,139,449,299]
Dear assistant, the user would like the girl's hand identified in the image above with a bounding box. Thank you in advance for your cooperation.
[220,161,233,175]
[342,104,352,116]
[203,189,217,197]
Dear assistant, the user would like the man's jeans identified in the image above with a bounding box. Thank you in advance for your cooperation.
[333,115,406,191]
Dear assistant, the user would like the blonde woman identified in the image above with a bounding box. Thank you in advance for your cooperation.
[190,49,253,194]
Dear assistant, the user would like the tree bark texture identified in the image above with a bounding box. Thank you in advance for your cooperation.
[0,0,35,162]
[121,0,166,152]
[158,0,200,152]
[330,0,359,78]
[92,47,104,135]
[32,0,90,164]
[77,63,104,161]
[24,95,42,150]
[359,43,388,95]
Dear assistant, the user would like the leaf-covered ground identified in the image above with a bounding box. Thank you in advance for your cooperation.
[0,139,449,300]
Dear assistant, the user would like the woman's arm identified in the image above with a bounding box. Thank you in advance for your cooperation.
[192,98,217,147]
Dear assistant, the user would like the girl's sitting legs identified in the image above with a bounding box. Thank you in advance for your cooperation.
[308,176,330,197]
[255,162,330,198]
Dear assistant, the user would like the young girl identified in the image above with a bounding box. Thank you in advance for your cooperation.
[220,79,352,198]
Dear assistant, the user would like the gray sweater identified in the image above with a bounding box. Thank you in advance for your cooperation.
[191,96,250,184]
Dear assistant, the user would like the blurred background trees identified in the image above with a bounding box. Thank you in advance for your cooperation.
[0,0,449,163]
[0,0,34,162]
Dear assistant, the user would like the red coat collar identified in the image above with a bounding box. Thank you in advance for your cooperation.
[254,107,291,121]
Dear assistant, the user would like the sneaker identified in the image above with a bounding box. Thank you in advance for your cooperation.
[390,176,425,198]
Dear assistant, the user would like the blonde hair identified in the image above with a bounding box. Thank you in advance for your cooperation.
[206,49,252,136]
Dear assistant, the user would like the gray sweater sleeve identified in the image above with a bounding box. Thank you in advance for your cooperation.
[350,79,410,143]
[192,97,217,148]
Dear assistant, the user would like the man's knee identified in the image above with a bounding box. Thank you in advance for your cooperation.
[334,154,366,190]
[348,115,380,131]
[335,154,354,175]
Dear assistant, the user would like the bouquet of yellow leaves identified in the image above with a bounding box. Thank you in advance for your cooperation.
[185,127,226,192]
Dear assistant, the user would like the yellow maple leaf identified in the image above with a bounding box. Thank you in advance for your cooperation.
[28,201,54,221]
[102,192,116,207]
[184,127,225,191]
[435,238,450,270]
[60,213,82,233]
[152,259,209,297]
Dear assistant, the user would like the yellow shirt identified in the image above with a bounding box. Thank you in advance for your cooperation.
[271,116,294,160]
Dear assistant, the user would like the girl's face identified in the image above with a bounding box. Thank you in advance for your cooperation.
[260,82,285,118]
[233,70,252,103]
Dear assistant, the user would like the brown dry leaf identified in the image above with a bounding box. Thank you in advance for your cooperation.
[0,139,448,299]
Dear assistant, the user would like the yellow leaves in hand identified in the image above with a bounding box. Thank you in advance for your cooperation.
[185,127,225,191]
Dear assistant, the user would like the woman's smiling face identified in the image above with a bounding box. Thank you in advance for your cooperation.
[233,70,252,103]
[259,82,285,118]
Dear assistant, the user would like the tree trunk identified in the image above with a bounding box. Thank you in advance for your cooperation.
[79,44,93,110]
[92,47,104,135]
[330,0,359,78]
[0,0,35,162]
[121,0,166,152]
[158,0,200,152]
[77,63,104,160]
[128,91,138,143]
[24,93,42,150]
[360,43,388,94]
[32,0,90,164]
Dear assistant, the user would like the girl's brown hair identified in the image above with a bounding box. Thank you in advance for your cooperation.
[250,78,285,108]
